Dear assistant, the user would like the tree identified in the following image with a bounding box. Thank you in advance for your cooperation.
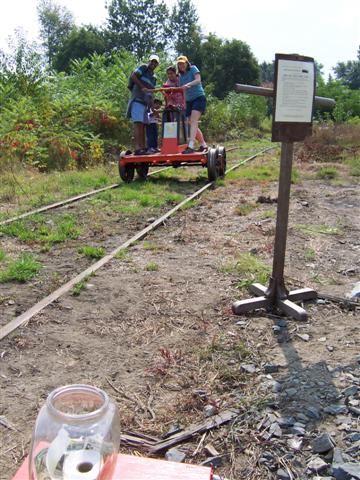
[105,0,169,59]
[170,0,202,58]
[199,36,260,99]
[37,0,75,66]
[260,61,274,83]
[53,26,107,72]
[197,33,223,90]
[333,47,360,90]
[0,29,44,97]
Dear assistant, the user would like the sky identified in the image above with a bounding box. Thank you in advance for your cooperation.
[0,0,359,79]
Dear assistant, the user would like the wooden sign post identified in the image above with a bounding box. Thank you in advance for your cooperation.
[232,54,335,321]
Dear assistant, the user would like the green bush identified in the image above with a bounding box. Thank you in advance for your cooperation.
[0,51,135,171]
[202,92,267,141]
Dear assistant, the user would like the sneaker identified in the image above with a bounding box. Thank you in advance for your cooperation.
[134,148,147,156]
[182,147,195,155]
[197,145,208,152]
[147,147,160,154]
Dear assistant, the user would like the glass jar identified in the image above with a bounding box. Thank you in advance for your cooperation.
[29,384,120,480]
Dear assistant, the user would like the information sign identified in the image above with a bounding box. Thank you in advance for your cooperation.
[272,54,315,142]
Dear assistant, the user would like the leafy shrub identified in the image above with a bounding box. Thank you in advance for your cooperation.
[0,51,135,171]
[202,92,267,141]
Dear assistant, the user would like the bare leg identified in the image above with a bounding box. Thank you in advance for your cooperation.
[195,127,206,146]
[188,110,202,148]
[134,122,146,150]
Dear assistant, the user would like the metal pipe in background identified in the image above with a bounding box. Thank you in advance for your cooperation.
[235,83,336,108]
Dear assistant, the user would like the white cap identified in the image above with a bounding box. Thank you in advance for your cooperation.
[149,54,160,64]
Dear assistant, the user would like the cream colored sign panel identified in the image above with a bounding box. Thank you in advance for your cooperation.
[163,122,177,138]
[275,60,314,123]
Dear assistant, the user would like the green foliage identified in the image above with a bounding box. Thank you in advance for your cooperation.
[304,248,316,261]
[199,36,260,99]
[145,261,159,271]
[348,156,360,176]
[0,30,45,98]
[71,278,87,296]
[234,202,257,216]
[37,0,75,66]
[115,248,130,260]
[202,92,267,141]
[0,249,5,262]
[316,167,338,179]
[0,214,80,246]
[53,26,107,72]
[257,209,276,220]
[294,223,342,236]
[315,79,360,121]
[170,0,201,57]
[105,0,169,58]
[0,253,42,283]
[78,245,105,259]
[0,51,135,170]
[333,46,360,89]
[260,61,274,83]
[219,253,270,290]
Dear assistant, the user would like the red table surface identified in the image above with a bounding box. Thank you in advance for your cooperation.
[11,453,213,480]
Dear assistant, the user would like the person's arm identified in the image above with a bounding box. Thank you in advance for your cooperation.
[183,72,201,90]
[131,68,154,92]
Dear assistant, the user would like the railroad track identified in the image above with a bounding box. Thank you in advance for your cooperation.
[0,146,274,341]
[0,166,171,227]
[0,146,248,227]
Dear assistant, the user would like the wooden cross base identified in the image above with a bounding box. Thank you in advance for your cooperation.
[232,282,317,321]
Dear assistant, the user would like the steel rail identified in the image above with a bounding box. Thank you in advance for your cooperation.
[0,146,244,226]
[0,167,171,227]
[0,147,274,341]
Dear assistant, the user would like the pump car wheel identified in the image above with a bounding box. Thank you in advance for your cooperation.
[119,150,135,183]
[207,148,219,182]
[136,163,149,180]
[216,146,226,177]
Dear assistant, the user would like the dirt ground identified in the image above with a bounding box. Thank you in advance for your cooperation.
[0,150,359,479]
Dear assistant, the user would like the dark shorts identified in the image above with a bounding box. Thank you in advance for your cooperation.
[185,96,206,117]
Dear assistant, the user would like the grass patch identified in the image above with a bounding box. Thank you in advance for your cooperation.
[294,223,343,236]
[311,273,341,286]
[227,164,278,182]
[219,253,271,290]
[257,209,276,220]
[197,335,252,389]
[71,274,94,296]
[0,249,5,262]
[291,167,300,183]
[316,167,338,179]
[114,248,131,261]
[179,199,198,211]
[347,156,360,176]
[0,214,81,246]
[304,247,316,261]
[0,166,117,219]
[145,261,159,271]
[143,241,161,252]
[234,202,257,216]
[78,245,105,259]
[71,280,87,296]
[0,253,41,283]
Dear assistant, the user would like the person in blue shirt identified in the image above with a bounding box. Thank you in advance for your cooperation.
[176,55,208,154]
[127,54,159,155]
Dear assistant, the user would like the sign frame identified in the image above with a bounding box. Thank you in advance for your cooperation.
[272,54,316,142]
